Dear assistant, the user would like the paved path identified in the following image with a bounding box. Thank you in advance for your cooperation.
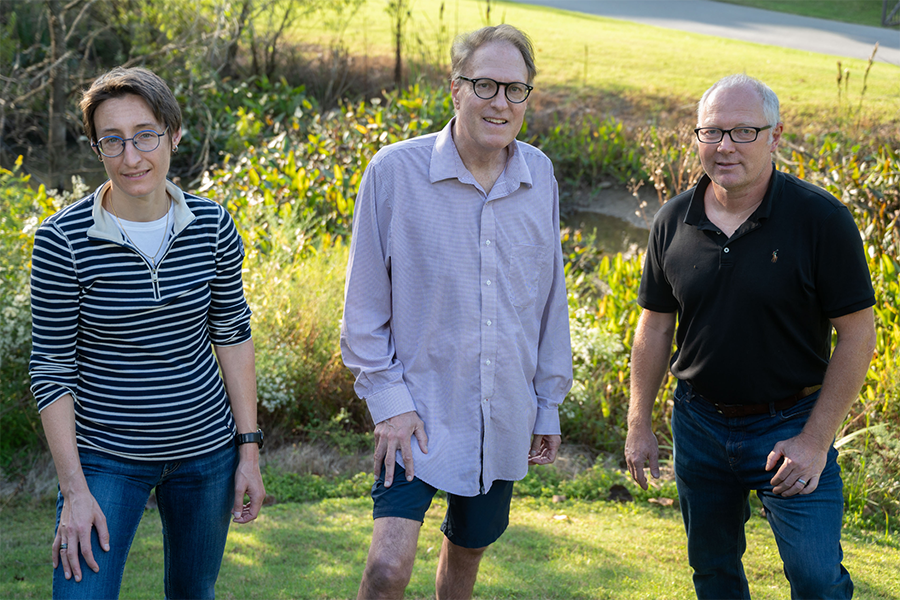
[512,0,900,65]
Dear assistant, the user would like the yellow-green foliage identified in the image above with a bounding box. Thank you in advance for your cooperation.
[868,254,900,418]
[243,236,359,430]
[783,136,900,259]
[0,161,88,455]
[562,230,673,452]
[198,85,454,256]
[841,250,900,527]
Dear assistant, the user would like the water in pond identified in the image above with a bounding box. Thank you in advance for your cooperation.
[562,210,649,255]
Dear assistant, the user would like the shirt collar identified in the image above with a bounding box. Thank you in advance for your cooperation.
[685,163,778,228]
[87,179,195,242]
[429,117,534,193]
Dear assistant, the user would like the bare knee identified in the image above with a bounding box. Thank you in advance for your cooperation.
[362,548,413,598]
[359,517,421,599]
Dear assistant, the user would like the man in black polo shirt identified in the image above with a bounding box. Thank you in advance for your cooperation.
[625,74,876,599]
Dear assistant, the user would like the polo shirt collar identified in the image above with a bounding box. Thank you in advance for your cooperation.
[429,117,533,193]
[685,163,779,229]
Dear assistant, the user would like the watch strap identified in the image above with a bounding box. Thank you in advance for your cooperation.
[236,429,264,448]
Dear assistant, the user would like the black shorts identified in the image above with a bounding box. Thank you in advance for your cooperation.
[371,463,514,549]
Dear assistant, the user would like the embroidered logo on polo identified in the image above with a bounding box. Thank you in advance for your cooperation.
[771,249,779,263]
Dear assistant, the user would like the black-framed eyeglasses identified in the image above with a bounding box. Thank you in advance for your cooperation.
[92,127,169,158]
[694,125,772,144]
[457,76,533,104]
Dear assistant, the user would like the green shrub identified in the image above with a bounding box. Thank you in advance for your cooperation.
[244,238,363,435]
[560,229,675,455]
[262,469,371,503]
[518,459,679,505]
[780,132,899,260]
[0,159,79,464]
[197,83,454,255]
[532,114,644,186]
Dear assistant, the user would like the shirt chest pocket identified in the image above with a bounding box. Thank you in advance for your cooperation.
[507,243,546,310]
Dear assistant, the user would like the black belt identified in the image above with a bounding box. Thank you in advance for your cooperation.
[695,385,822,418]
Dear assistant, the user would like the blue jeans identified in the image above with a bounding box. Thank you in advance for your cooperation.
[672,380,852,600]
[53,444,238,600]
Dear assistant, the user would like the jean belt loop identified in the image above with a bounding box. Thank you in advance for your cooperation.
[768,401,776,417]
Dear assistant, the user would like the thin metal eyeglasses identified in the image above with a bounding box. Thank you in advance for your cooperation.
[694,125,772,144]
[92,127,169,158]
[457,76,533,103]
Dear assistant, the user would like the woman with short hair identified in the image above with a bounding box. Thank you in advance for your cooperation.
[29,66,265,599]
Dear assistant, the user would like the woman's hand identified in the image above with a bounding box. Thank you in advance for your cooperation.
[232,445,265,524]
[53,489,110,582]
[41,396,110,581]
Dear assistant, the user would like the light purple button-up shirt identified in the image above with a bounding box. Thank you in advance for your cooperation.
[340,119,573,496]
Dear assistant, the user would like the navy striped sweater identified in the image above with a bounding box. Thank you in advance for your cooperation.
[29,181,253,461]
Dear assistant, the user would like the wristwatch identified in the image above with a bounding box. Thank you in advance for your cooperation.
[235,428,264,449]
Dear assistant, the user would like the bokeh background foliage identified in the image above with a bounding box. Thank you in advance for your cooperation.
[1,0,898,533]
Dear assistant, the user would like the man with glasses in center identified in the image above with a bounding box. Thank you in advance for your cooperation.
[625,74,875,598]
[341,24,572,600]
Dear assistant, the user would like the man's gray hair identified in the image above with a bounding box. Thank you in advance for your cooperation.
[697,74,780,127]
[451,24,537,84]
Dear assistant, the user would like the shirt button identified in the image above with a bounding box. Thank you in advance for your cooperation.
[486,359,492,365]
[485,240,491,246]
[483,398,489,403]
[486,320,492,326]
[723,247,730,253]
[486,279,492,286]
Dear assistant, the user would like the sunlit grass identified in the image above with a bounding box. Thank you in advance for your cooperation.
[290,0,900,126]
[2,496,897,599]
[713,0,897,28]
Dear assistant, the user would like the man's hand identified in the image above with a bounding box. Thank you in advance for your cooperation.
[528,435,561,465]
[232,447,266,524]
[625,426,660,490]
[374,411,428,487]
[54,490,110,582]
[766,432,829,496]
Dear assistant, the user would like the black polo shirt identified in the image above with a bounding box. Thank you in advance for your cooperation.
[638,165,875,405]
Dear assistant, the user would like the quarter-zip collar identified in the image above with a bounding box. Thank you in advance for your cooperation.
[87,179,196,244]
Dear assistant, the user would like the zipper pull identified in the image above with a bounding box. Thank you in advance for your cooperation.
[150,269,161,300]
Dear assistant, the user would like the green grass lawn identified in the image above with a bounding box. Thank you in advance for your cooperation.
[3,496,897,599]
[713,0,899,29]
[294,0,900,126]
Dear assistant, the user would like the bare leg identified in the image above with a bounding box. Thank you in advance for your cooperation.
[435,537,488,600]
[358,517,422,600]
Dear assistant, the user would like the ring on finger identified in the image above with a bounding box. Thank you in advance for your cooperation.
[60,543,68,551]
[797,478,808,487]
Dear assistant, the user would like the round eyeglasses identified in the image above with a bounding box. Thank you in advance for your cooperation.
[92,127,169,158]
[457,76,533,104]
[694,125,772,144]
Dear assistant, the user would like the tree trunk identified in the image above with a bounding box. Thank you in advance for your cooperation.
[222,0,253,78]
[46,0,68,191]
[393,0,404,89]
